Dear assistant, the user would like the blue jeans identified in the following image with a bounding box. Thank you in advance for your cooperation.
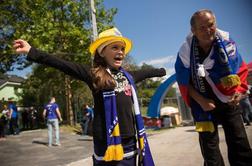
[81,117,90,135]
[47,119,60,146]
[9,117,19,135]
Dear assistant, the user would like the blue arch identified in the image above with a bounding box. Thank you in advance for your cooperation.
[147,74,176,118]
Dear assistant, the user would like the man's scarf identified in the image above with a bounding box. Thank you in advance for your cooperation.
[101,68,155,166]
[175,29,248,132]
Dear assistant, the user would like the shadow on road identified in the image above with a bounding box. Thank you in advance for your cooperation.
[185,129,196,132]
[32,140,48,146]
[78,135,93,141]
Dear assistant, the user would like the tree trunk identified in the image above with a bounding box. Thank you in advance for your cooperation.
[64,75,74,125]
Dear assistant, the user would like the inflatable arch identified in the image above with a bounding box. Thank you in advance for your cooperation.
[147,74,176,118]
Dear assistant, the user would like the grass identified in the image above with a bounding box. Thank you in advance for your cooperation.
[141,106,148,116]
[60,124,82,134]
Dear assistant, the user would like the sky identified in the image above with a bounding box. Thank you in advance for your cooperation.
[104,0,252,77]
[9,0,252,78]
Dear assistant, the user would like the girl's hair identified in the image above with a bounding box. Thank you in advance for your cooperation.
[91,51,116,91]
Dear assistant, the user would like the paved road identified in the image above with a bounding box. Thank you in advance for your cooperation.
[0,125,251,166]
[69,125,252,166]
[149,125,252,166]
[0,129,93,166]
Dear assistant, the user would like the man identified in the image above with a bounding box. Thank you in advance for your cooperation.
[81,104,93,135]
[43,97,63,147]
[8,99,19,135]
[175,9,252,166]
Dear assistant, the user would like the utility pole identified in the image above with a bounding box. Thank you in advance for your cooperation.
[89,0,98,41]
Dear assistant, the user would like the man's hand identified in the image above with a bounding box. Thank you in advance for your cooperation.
[188,85,216,111]
[199,98,216,111]
[13,39,31,54]
[228,92,242,106]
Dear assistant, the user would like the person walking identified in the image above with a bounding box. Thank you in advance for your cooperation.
[43,97,63,147]
[175,9,252,166]
[13,27,166,165]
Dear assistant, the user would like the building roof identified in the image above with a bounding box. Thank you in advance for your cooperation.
[0,75,25,89]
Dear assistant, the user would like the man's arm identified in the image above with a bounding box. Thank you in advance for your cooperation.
[8,108,13,119]
[188,85,216,111]
[43,109,47,120]
[56,108,63,122]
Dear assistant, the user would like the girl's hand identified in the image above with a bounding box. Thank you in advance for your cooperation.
[13,39,31,54]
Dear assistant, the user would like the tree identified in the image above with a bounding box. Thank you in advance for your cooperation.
[136,63,164,107]
[165,86,176,98]
[1,0,117,125]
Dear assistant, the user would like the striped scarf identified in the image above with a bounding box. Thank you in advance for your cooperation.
[101,68,155,166]
[189,36,215,132]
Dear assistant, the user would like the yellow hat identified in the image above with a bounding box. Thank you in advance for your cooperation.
[89,27,132,56]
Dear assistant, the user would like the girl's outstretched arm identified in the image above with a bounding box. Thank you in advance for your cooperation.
[13,39,92,84]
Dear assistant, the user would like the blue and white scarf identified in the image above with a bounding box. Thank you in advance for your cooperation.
[101,67,155,166]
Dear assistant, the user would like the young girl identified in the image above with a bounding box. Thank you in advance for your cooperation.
[13,27,166,166]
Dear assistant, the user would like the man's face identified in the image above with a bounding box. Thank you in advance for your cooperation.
[191,12,217,47]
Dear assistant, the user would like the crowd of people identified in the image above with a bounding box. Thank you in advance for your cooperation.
[0,99,40,141]
[0,97,94,143]
[0,99,21,140]
[21,107,39,130]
